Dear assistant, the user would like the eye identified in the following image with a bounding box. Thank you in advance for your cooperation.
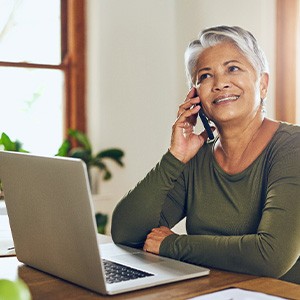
[228,65,240,72]
[197,73,212,84]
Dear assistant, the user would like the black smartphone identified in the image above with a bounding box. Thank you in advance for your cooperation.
[198,103,214,140]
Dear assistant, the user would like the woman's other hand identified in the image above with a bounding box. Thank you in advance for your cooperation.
[143,226,174,255]
[169,88,211,163]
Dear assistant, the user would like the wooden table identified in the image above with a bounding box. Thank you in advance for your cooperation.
[1,256,299,299]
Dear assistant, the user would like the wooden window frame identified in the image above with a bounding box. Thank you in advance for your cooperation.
[0,0,86,136]
[276,0,299,123]
[64,0,86,134]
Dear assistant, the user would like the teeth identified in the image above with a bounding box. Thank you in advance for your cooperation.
[214,96,239,104]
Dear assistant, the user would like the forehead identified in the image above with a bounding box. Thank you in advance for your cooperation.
[197,42,252,69]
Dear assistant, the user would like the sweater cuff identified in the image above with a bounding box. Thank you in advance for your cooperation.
[159,233,179,259]
[160,150,186,178]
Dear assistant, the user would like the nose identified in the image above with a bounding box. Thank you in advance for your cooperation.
[212,74,231,92]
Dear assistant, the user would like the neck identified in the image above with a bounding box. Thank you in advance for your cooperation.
[213,116,279,174]
[216,114,264,154]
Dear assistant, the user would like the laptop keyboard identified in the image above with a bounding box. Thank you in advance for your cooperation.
[103,259,154,284]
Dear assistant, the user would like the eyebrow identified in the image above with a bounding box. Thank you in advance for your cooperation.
[224,59,241,66]
[197,60,242,74]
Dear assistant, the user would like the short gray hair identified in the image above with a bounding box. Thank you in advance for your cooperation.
[185,25,269,87]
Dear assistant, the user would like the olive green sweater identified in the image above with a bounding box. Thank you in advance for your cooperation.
[111,123,300,284]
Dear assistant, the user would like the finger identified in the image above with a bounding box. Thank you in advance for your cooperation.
[143,237,158,254]
[177,98,200,118]
[143,240,148,252]
[183,121,193,129]
[185,87,197,101]
[149,227,174,238]
[143,245,151,252]
[151,226,170,231]
[147,231,162,239]
[177,89,200,118]
[176,105,200,127]
[143,236,151,252]
[183,124,195,138]
[159,226,170,231]
[147,231,164,241]
[159,226,174,234]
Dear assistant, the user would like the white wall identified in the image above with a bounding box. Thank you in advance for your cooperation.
[86,0,276,231]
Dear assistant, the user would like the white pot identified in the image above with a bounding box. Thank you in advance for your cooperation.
[88,166,101,195]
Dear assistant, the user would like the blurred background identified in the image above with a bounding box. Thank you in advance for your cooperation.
[0,0,299,232]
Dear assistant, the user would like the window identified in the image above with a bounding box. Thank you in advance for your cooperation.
[0,0,86,155]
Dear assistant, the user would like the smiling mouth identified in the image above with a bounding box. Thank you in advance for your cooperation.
[213,95,240,104]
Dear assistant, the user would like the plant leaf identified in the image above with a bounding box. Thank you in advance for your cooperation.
[15,140,22,151]
[95,213,108,234]
[95,148,124,167]
[92,160,106,170]
[69,148,91,164]
[96,148,124,158]
[1,132,14,151]
[0,133,28,152]
[68,129,91,151]
[55,140,70,156]
[103,169,112,180]
[91,160,112,180]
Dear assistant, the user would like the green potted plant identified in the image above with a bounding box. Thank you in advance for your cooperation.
[56,129,125,192]
[56,129,125,234]
[0,132,28,153]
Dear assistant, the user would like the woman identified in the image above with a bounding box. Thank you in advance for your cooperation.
[111,26,300,284]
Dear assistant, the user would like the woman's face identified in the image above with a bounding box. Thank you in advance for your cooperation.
[194,42,268,125]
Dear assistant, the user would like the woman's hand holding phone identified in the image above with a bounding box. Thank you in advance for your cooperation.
[169,88,213,163]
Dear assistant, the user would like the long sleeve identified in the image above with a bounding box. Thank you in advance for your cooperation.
[111,123,300,284]
[160,182,300,279]
[111,151,186,247]
[160,124,300,282]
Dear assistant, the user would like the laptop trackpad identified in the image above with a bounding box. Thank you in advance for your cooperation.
[100,243,165,265]
[114,252,165,266]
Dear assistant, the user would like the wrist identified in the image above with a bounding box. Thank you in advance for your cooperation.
[169,148,188,164]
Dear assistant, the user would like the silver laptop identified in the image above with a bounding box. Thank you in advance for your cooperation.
[0,150,209,295]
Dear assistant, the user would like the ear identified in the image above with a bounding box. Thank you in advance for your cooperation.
[260,73,269,99]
